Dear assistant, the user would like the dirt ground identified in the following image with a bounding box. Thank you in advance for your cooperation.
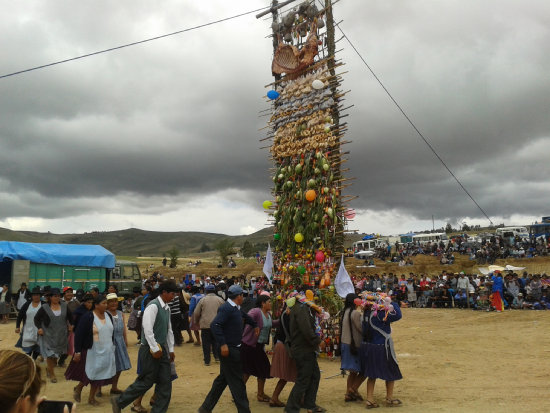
[2,309,549,413]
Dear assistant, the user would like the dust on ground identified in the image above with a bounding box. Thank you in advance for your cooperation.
[2,308,549,413]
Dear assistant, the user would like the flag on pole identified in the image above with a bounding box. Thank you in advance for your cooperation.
[263,243,274,285]
[335,254,354,298]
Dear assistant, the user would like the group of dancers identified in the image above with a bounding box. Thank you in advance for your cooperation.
[13,285,133,406]
[9,278,404,413]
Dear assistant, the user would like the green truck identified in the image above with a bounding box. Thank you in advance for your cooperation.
[0,241,142,297]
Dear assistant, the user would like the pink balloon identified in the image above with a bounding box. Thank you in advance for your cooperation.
[344,209,356,219]
[315,251,325,263]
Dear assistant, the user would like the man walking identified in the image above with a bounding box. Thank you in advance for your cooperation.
[111,280,177,413]
[285,293,323,413]
[198,284,258,413]
[193,284,225,366]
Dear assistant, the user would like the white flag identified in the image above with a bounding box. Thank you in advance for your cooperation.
[335,254,354,298]
[263,243,274,284]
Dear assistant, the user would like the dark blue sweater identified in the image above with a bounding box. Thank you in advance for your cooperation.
[211,301,257,346]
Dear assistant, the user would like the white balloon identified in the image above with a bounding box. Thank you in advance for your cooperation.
[312,79,325,90]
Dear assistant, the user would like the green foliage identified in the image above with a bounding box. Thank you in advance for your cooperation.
[215,238,236,263]
[166,246,179,268]
[241,240,255,259]
[445,223,454,234]
[199,242,211,253]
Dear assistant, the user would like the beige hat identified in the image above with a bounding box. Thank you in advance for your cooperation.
[181,291,191,305]
[106,292,123,301]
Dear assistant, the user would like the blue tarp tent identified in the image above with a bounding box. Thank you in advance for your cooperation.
[0,241,115,268]
[362,235,376,240]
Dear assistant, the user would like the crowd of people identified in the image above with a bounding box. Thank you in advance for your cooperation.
[351,270,550,311]
[3,262,550,413]
[366,233,550,264]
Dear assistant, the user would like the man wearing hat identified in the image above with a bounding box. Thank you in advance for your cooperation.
[198,284,259,413]
[193,284,225,366]
[112,280,177,413]
[15,286,42,359]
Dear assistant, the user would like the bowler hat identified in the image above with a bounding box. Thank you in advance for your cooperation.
[31,286,41,295]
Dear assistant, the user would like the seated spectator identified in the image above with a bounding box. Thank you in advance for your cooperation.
[454,289,468,308]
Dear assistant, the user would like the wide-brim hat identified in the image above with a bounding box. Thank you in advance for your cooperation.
[31,286,42,295]
[106,292,123,301]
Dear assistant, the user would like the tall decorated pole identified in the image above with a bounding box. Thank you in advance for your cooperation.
[258,0,354,297]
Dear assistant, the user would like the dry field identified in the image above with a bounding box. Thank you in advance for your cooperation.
[2,308,549,413]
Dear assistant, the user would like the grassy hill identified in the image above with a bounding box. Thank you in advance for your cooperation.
[0,226,278,256]
[0,226,367,257]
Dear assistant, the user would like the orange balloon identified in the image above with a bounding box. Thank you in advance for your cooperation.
[305,189,316,202]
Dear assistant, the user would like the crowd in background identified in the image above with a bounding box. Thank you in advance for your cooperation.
[351,270,550,311]
[367,234,550,264]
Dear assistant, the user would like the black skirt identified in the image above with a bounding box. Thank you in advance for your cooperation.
[241,343,271,379]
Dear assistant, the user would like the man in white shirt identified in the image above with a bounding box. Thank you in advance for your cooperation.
[112,280,177,413]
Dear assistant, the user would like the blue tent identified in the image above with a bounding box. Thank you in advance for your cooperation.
[362,234,376,240]
[0,241,115,268]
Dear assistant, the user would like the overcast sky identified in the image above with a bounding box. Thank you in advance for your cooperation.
[1,0,549,237]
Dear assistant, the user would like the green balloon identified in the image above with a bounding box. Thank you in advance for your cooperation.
[274,233,281,240]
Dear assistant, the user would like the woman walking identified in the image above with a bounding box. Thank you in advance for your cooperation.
[107,293,132,394]
[269,300,297,407]
[359,294,403,408]
[68,295,116,405]
[0,284,10,323]
[241,294,278,403]
[340,293,365,402]
[15,286,42,359]
[34,288,73,382]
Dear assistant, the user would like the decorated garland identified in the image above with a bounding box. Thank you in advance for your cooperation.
[260,1,354,291]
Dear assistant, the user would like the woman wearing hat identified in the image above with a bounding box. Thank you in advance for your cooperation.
[69,295,116,405]
[359,296,403,408]
[34,287,73,382]
[15,286,43,359]
[106,292,131,394]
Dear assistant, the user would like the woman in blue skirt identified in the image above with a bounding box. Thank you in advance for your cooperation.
[359,295,403,408]
[339,293,365,402]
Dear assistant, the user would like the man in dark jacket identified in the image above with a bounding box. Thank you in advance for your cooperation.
[198,284,258,413]
[285,296,323,413]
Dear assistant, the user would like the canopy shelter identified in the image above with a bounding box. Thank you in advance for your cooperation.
[0,241,115,268]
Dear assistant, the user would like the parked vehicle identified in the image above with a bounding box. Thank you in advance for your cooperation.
[495,226,529,239]
[352,238,385,258]
[411,232,449,246]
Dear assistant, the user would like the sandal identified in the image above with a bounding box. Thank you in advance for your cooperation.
[345,392,356,402]
[366,400,379,409]
[269,399,285,407]
[386,398,402,407]
[88,399,100,406]
[307,407,326,413]
[257,394,271,403]
[352,390,364,401]
[131,405,148,413]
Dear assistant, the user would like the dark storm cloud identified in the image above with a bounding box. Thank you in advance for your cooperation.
[0,0,548,229]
